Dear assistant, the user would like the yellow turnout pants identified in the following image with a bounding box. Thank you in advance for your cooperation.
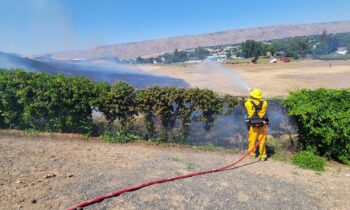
[248,125,267,159]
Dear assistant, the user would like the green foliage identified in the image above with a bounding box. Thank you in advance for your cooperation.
[265,31,350,59]
[135,87,236,142]
[240,40,266,58]
[222,95,241,115]
[0,70,95,134]
[96,81,137,134]
[171,49,188,63]
[0,69,241,144]
[102,131,138,143]
[135,31,350,63]
[192,88,223,131]
[135,87,239,142]
[266,42,279,55]
[155,87,177,140]
[287,37,310,58]
[292,151,325,171]
[309,31,350,56]
[268,37,311,59]
[136,86,161,139]
[175,89,194,140]
[191,47,210,60]
[313,31,339,55]
[285,89,350,163]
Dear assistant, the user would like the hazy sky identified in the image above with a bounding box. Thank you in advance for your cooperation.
[1,0,350,55]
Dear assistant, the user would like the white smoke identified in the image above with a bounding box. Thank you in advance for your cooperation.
[0,0,103,56]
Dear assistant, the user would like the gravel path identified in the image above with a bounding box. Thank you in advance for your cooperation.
[1,132,349,210]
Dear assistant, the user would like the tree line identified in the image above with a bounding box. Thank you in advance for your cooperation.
[239,31,350,59]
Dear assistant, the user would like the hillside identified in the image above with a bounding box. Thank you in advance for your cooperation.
[49,21,350,60]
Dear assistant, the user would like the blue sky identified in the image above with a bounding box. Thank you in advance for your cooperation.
[1,0,350,55]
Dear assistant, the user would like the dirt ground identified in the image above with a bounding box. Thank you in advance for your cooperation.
[1,132,350,210]
[134,60,350,96]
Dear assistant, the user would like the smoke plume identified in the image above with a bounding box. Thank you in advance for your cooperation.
[0,0,102,56]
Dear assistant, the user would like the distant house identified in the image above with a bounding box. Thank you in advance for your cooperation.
[223,46,234,51]
[70,58,86,61]
[184,48,196,53]
[206,54,226,62]
[207,54,226,60]
[335,47,348,55]
[185,60,202,64]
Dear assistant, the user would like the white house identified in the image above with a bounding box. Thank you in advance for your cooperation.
[335,47,348,55]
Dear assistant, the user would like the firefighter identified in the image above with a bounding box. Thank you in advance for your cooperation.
[244,88,269,161]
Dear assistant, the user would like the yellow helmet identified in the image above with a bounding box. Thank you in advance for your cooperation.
[250,88,263,99]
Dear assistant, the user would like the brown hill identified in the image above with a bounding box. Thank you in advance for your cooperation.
[50,21,350,60]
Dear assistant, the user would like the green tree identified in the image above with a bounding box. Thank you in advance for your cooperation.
[288,37,310,58]
[226,51,232,59]
[240,40,266,58]
[313,31,339,55]
[172,48,188,63]
[136,56,145,64]
[192,47,210,60]
[266,42,279,55]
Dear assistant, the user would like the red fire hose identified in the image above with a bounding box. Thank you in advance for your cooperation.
[67,126,269,210]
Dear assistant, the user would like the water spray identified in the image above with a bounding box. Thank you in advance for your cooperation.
[200,60,252,93]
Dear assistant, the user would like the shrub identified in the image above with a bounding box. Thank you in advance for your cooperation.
[135,87,237,142]
[102,131,138,143]
[292,151,325,171]
[0,69,240,143]
[0,70,95,134]
[156,87,182,141]
[0,71,29,128]
[191,88,223,131]
[285,89,350,163]
[96,81,137,134]
[136,86,161,139]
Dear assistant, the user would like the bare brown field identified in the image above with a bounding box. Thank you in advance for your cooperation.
[1,133,350,210]
[134,60,350,97]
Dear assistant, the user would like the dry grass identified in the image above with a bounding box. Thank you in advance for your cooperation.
[134,59,350,97]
